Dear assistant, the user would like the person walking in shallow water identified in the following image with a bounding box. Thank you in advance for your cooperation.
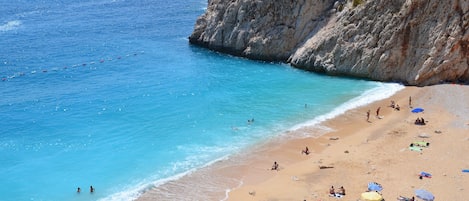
[90,185,94,193]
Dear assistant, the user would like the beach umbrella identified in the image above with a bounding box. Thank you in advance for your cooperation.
[367,182,383,191]
[415,189,434,201]
[361,191,383,201]
[412,108,424,113]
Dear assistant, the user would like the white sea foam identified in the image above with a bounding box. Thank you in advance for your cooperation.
[99,154,232,201]
[291,82,405,132]
[220,179,243,201]
[0,20,22,32]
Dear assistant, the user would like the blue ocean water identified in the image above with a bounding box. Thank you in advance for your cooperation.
[0,1,403,200]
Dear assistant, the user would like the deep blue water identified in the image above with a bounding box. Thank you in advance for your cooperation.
[0,1,403,200]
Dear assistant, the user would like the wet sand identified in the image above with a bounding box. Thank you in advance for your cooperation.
[137,84,469,201]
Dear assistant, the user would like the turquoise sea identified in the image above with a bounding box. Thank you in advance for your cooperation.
[0,1,403,200]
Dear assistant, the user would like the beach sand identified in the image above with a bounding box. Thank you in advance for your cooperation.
[137,84,469,201]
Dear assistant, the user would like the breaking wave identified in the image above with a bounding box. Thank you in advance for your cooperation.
[0,20,22,32]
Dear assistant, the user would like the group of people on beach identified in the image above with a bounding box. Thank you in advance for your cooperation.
[415,117,426,125]
[271,146,311,170]
[390,100,401,111]
[367,107,382,122]
[329,186,346,197]
[367,97,413,122]
[77,186,94,193]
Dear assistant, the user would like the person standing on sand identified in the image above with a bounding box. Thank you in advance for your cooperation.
[366,110,370,122]
[409,96,412,108]
[376,107,381,117]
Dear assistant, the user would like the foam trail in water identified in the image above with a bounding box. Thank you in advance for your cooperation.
[0,20,22,32]
[291,82,405,132]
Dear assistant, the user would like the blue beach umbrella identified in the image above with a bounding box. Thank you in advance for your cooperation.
[415,189,434,201]
[411,108,424,113]
[367,182,383,191]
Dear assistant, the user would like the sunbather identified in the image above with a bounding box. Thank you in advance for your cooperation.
[414,117,426,125]
[271,161,279,171]
[390,100,395,108]
[301,146,310,155]
[337,186,345,195]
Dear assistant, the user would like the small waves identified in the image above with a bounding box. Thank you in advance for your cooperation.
[0,20,21,32]
[0,51,144,82]
[99,154,232,201]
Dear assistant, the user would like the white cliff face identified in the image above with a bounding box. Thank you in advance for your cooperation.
[189,0,336,61]
[190,0,469,86]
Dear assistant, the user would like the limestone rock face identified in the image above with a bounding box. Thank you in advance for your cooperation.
[189,0,335,61]
[189,0,469,86]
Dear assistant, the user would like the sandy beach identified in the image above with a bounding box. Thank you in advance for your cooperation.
[137,84,469,201]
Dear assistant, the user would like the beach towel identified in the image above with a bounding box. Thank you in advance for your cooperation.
[329,193,343,198]
[398,196,412,201]
[409,146,422,152]
[367,182,383,191]
[419,171,432,178]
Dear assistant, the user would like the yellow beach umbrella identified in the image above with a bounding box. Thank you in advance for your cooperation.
[361,191,383,201]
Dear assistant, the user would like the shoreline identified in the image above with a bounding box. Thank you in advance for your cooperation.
[136,84,469,201]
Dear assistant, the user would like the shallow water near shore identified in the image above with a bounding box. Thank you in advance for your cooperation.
[0,1,403,200]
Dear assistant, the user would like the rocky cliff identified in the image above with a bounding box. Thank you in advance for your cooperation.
[189,0,469,86]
